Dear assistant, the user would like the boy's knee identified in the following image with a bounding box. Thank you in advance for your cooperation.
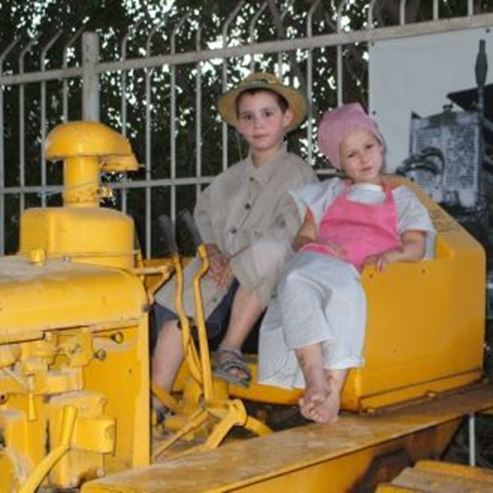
[249,239,292,276]
[153,318,179,347]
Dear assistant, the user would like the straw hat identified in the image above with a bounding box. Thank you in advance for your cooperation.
[318,103,385,170]
[217,72,307,132]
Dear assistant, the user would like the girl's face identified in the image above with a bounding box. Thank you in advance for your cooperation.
[339,128,384,185]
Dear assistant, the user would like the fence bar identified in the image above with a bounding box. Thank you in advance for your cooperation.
[336,0,351,106]
[144,23,163,258]
[468,414,476,466]
[400,0,407,26]
[276,1,293,78]
[433,0,439,21]
[145,67,153,257]
[170,21,177,225]
[0,38,19,254]
[170,14,189,225]
[19,36,40,215]
[1,175,214,196]
[119,24,138,213]
[249,2,267,72]
[82,32,100,121]
[195,27,203,201]
[62,26,84,122]
[221,1,245,172]
[306,0,321,165]
[2,13,493,89]
[40,31,62,207]
[91,13,493,76]
[368,0,377,27]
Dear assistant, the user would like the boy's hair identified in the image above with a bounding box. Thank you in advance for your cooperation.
[235,88,289,117]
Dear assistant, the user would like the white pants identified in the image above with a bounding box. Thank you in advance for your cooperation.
[258,252,366,389]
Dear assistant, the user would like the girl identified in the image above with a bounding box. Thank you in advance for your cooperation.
[258,103,435,424]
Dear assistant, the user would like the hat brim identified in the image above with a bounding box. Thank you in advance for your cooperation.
[217,81,307,133]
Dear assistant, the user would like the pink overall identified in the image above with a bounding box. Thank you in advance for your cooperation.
[302,184,401,271]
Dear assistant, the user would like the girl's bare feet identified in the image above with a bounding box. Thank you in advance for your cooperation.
[299,372,341,424]
[295,342,348,425]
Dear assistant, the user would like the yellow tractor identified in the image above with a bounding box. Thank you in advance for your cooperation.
[0,121,491,493]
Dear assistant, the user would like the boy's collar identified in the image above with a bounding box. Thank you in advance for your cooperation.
[245,144,288,185]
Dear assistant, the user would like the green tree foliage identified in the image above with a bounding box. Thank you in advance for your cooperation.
[0,0,487,254]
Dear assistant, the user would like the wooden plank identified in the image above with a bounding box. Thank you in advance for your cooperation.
[82,383,493,493]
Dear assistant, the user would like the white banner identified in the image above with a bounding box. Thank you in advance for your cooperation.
[369,27,493,172]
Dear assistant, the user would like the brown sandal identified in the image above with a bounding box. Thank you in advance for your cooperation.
[213,346,251,388]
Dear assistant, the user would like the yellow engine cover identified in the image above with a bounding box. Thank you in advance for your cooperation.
[0,254,151,489]
[19,207,136,269]
[0,256,145,341]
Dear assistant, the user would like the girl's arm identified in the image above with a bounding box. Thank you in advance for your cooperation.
[291,209,317,251]
[365,229,426,271]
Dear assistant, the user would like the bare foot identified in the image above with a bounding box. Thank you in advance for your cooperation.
[299,381,340,424]
[295,345,347,424]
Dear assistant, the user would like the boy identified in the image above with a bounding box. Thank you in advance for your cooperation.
[152,72,317,395]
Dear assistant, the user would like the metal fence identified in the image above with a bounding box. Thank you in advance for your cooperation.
[0,0,492,257]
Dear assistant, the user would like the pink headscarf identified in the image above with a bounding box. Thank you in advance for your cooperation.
[317,103,384,170]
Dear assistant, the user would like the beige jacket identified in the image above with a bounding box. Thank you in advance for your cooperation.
[154,146,317,317]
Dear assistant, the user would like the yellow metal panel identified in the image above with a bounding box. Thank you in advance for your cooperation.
[82,320,151,471]
[342,182,485,411]
[0,396,50,473]
[0,448,27,492]
[48,393,108,487]
[0,256,146,341]
[0,322,150,488]
[20,207,136,269]
[225,356,301,404]
[46,121,138,166]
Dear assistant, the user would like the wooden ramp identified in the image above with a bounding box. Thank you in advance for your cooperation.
[82,383,493,493]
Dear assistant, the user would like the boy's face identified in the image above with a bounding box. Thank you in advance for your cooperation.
[235,90,293,156]
[339,128,384,185]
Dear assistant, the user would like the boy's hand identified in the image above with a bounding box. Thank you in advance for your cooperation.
[217,262,234,290]
[208,252,233,289]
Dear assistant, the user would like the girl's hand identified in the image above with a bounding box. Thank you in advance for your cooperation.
[365,231,426,272]
[364,251,398,272]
